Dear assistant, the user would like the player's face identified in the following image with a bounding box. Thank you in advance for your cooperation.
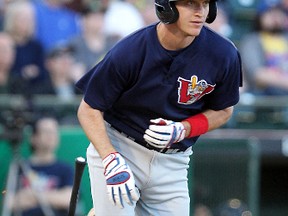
[175,0,210,36]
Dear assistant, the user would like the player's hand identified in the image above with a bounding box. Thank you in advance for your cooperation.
[102,152,139,208]
[143,118,186,149]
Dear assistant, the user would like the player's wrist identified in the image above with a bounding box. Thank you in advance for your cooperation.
[102,152,119,166]
[183,113,209,138]
[102,151,119,159]
[181,121,191,138]
[98,144,118,160]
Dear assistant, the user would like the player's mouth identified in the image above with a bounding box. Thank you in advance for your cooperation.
[190,21,204,27]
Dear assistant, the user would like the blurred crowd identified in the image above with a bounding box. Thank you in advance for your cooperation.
[0,0,287,123]
[207,0,288,97]
[0,0,158,100]
[0,0,160,125]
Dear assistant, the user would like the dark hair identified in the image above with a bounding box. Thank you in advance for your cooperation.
[252,13,263,32]
[80,6,106,16]
[29,115,58,153]
[31,115,57,135]
[253,5,286,32]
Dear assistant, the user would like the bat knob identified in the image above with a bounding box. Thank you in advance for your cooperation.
[76,157,86,164]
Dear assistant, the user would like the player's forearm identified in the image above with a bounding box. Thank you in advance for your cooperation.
[77,99,116,159]
[203,106,234,130]
[182,106,234,137]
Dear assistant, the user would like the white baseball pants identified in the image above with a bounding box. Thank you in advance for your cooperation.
[87,124,193,216]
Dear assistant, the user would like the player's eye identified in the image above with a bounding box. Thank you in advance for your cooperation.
[187,0,196,6]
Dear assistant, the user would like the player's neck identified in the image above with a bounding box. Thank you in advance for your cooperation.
[157,22,195,51]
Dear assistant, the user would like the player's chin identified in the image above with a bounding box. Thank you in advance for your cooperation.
[184,25,203,37]
[185,29,202,37]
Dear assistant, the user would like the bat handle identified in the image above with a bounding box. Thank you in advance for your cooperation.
[68,157,87,216]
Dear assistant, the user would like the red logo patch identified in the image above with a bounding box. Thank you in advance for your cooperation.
[178,75,215,104]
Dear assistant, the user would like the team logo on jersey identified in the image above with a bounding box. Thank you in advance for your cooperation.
[178,75,215,104]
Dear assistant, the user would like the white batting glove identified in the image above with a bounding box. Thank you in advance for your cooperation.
[102,152,139,209]
[143,118,186,149]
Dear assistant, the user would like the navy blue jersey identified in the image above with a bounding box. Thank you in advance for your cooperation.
[76,23,242,150]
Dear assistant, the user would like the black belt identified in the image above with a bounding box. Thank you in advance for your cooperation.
[108,123,185,154]
[143,142,184,154]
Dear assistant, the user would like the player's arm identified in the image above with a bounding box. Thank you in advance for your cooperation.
[182,106,234,137]
[77,99,140,208]
[144,106,234,148]
[77,99,116,159]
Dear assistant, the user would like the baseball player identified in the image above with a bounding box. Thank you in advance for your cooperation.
[76,0,242,215]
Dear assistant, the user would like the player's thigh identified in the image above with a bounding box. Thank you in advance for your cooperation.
[87,143,135,216]
[135,184,190,216]
[135,155,190,216]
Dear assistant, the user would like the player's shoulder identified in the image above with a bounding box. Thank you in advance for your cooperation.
[111,23,156,51]
[108,23,157,63]
[203,26,238,54]
[198,26,241,64]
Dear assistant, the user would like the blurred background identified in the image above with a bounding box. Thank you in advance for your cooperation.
[0,0,288,215]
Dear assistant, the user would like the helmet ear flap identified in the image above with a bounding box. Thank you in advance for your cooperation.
[206,1,217,24]
[155,0,179,24]
[155,0,217,24]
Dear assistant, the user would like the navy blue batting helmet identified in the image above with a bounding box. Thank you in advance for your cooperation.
[155,0,218,24]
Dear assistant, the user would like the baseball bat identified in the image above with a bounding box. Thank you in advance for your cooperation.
[68,157,87,216]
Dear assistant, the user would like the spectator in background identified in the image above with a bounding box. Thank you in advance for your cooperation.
[84,0,110,12]
[10,116,74,216]
[3,0,47,92]
[69,7,108,73]
[0,32,15,94]
[3,43,81,100]
[205,2,233,39]
[239,0,288,95]
[40,44,81,101]
[194,204,213,216]
[32,0,81,52]
[0,0,24,30]
[277,0,288,28]
[103,0,145,48]
[64,0,87,13]
[280,0,288,13]
[205,3,248,94]
[0,0,11,30]
[139,0,158,25]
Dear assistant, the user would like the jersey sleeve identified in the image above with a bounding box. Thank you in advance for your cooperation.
[75,50,135,111]
[205,49,243,110]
